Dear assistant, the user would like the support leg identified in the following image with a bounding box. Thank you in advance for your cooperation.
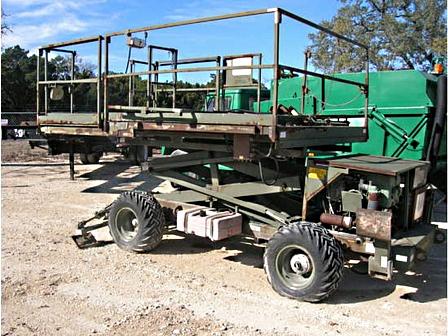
[210,163,220,187]
[69,145,75,181]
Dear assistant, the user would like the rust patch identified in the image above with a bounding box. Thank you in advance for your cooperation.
[233,134,251,160]
[140,122,256,135]
[356,208,392,241]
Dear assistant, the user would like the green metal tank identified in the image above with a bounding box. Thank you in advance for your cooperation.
[259,70,445,164]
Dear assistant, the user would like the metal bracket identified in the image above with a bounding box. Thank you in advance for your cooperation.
[72,204,111,249]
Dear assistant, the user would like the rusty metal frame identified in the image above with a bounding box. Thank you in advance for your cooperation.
[37,7,369,144]
[36,36,103,125]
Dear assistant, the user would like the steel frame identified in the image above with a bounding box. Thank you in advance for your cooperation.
[146,151,302,235]
[36,7,369,144]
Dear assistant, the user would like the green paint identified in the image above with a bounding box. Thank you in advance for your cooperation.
[265,70,443,161]
[205,88,269,111]
[210,70,445,163]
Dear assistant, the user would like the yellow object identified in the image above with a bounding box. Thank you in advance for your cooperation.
[308,167,327,180]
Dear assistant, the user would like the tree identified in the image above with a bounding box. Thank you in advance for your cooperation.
[48,55,97,112]
[1,10,11,37]
[1,46,228,113]
[1,46,37,111]
[1,46,96,112]
[308,0,447,72]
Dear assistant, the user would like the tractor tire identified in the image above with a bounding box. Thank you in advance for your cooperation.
[108,191,165,253]
[264,222,344,302]
[80,153,89,164]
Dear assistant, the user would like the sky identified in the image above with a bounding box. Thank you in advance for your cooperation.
[2,0,343,83]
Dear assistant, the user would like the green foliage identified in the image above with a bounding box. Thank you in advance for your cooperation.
[1,46,98,111]
[308,0,447,72]
[107,77,214,110]
[1,46,38,111]
[1,45,214,112]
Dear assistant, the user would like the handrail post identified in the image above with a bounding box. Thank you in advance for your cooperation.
[364,49,370,138]
[257,53,262,113]
[271,9,281,142]
[301,49,311,114]
[221,58,226,111]
[147,46,153,109]
[36,49,41,117]
[71,51,76,114]
[172,50,178,108]
[103,36,110,131]
[154,61,159,107]
[215,56,221,111]
[44,49,49,114]
[128,60,134,107]
[97,36,102,127]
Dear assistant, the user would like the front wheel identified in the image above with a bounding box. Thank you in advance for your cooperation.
[108,191,165,252]
[264,222,344,302]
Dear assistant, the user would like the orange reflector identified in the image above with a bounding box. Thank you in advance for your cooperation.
[434,63,444,74]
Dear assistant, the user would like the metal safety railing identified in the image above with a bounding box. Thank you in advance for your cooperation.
[36,35,103,125]
[36,7,369,142]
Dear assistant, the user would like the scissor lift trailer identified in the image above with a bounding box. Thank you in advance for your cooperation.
[37,8,443,302]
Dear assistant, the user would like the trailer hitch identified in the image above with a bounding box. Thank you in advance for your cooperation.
[71,204,112,249]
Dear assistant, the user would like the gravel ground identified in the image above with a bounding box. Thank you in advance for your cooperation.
[1,140,66,163]
[1,141,447,336]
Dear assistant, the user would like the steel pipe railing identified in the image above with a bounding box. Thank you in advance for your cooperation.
[36,7,369,144]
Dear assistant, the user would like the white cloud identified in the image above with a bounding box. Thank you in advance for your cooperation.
[2,0,110,51]
[15,2,75,18]
[163,0,256,21]
[2,0,53,7]
[3,15,88,48]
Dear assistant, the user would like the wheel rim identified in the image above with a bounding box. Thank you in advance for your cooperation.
[115,207,139,241]
[275,244,315,290]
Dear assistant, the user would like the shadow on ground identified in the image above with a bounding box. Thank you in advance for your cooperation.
[78,160,162,194]
[89,226,447,305]
[329,242,447,304]
[156,231,265,269]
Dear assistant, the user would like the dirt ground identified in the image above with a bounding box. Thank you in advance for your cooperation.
[1,140,447,336]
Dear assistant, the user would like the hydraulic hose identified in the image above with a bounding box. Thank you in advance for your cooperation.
[258,156,280,186]
[426,74,447,167]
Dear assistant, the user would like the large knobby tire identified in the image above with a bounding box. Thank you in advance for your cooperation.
[264,222,344,302]
[108,191,165,252]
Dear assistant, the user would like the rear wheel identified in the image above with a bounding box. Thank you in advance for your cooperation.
[108,191,165,252]
[126,146,149,165]
[80,152,102,164]
[80,153,89,164]
[264,222,344,302]
[87,152,101,164]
